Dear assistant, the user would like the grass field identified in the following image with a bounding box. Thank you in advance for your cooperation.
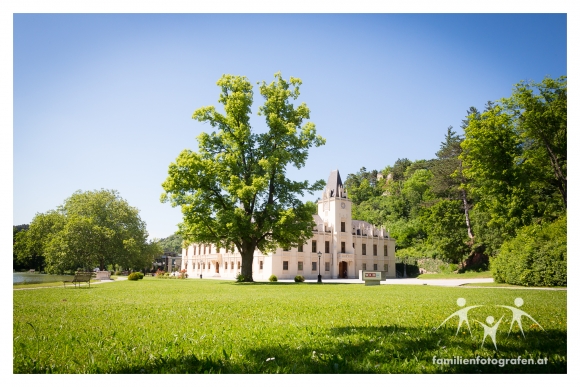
[461,282,568,289]
[13,278,567,374]
[417,271,493,279]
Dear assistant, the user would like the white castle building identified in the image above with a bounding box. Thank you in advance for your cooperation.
[180,170,396,280]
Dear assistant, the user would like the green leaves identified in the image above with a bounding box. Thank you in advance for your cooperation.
[15,190,153,273]
[460,76,566,253]
[162,73,325,281]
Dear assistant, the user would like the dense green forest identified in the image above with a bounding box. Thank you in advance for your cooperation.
[158,233,184,254]
[345,76,566,286]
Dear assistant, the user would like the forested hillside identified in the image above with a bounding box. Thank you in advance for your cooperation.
[344,76,566,286]
[158,233,184,254]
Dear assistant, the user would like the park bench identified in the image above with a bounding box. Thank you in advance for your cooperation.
[63,272,93,288]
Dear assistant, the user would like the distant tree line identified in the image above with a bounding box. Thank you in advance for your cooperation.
[344,76,566,286]
[157,233,184,254]
[13,189,163,274]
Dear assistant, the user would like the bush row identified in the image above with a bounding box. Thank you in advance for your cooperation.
[491,216,566,287]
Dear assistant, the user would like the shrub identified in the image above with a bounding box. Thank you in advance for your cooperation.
[269,275,278,282]
[236,273,245,282]
[294,275,304,283]
[127,272,141,281]
[135,272,144,279]
[491,216,566,286]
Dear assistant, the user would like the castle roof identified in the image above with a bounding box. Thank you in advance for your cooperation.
[324,169,346,198]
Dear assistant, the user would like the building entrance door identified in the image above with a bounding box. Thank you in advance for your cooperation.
[339,261,347,278]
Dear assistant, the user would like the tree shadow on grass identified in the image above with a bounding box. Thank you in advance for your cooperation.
[108,324,565,374]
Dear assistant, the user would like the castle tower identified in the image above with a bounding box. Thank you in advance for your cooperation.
[317,170,353,278]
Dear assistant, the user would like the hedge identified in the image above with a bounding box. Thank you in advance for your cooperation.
[491,216,566,287]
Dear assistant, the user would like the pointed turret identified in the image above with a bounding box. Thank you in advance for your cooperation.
[325,170,346,198]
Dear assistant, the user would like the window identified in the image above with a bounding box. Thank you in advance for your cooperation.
[283,261,288,270]
[373,264,378,270]
[230,261,233,270]
[384,264,388,272]
[325,241,330,253]
[341,242,345,253]
[312,262,317,271]
[237,262,241,270]
[312,240,317,253]
[197,262,200,269]
[341,222,345,232]
[208,246,211,254]
[373,244,377,256]
[298,245,303,252]
[203,245,206,254]
[193,246,196,255]
[298,261,303,271]
[260,261,263,270]
[325,262,330,271]
[203,263,206,269]
[225,262,228,270]
[208,263,211,270]
[362,244,367,255]
[384,245,388,256]
[362,263,367,270]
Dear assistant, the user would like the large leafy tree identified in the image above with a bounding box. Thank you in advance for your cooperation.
[430,124,476,244]
[421,199,470,263]
[461,77,566,255]
[14,189,155,273]
[161,73,325,282]
[501,76,567,209]
[460,105,532,251]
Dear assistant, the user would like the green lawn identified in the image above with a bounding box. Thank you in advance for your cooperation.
[13,278,566,373]
[417,271,493,279]
[461,282,567,289]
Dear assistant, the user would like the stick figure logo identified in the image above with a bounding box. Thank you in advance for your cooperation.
[434,298,481,336]
[499,297,544,337]
[476,315,504,350]
[435,297,543,349]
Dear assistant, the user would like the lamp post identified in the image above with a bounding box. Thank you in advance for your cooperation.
[317,251,322,283]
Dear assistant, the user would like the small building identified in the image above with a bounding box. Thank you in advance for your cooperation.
[154,253,182,273]
[180,170,396,280]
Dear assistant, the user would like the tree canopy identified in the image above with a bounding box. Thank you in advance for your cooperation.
[158,233,184,254]
[161,73,325,281]
[343,75,566,278]
[14,189,158,273]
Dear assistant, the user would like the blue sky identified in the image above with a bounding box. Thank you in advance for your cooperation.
[11,13,568,240]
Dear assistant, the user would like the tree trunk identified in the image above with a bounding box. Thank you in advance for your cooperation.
[461,187,474,243]
[458,161,475,244]
[240,247,255,282]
